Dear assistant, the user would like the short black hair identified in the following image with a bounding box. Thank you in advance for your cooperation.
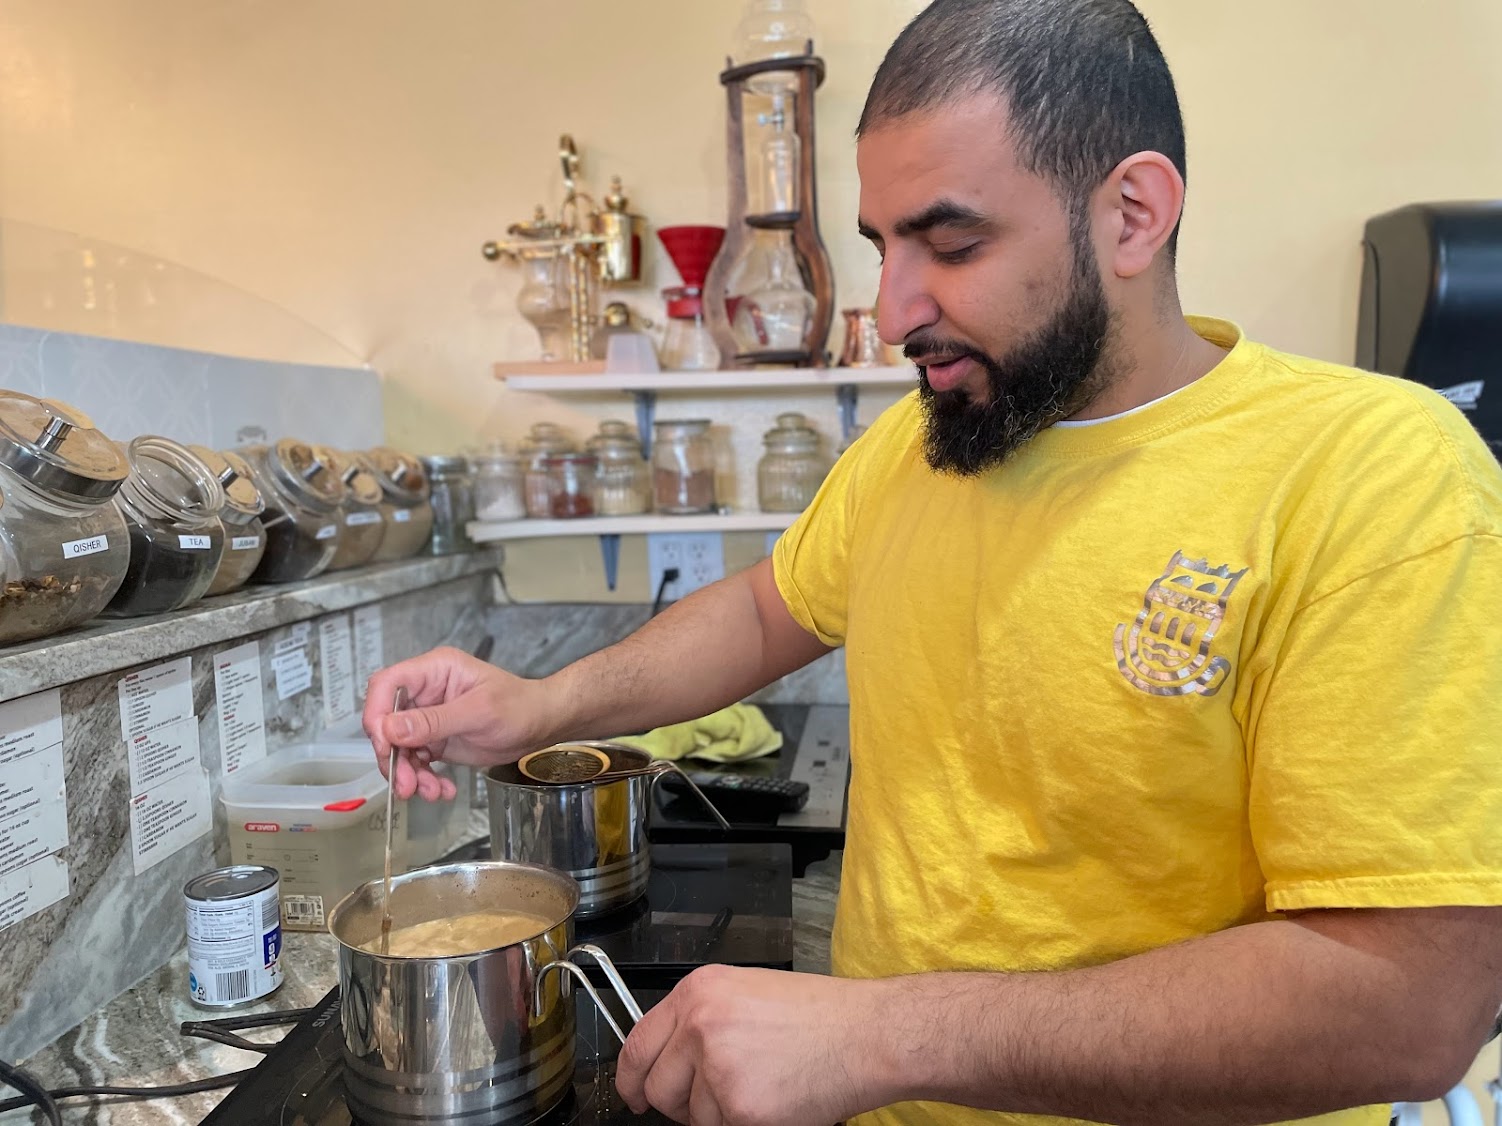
[858,0,1187,256]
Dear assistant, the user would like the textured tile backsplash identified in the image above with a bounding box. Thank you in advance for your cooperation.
[0,322,384,450]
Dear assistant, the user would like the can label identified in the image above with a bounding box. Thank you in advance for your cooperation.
[231,535,261,551]
[392,509,412,523]
[346,511,382,526]
[316,524,338,540]
[186,877,283,1006]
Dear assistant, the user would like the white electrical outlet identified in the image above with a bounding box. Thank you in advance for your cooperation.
[647,533,726,602]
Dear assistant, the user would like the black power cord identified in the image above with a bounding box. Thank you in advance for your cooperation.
[0,1058,62,1125]
[0,1004,315,1116]
[651,567,680,617]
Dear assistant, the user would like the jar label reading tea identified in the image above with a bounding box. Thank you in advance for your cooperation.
[61,535,110,560]
[316,525,338,540]
[346,511,382,526]
[231,535,262,552]
[392,509,412,523]
[179,535,213,551]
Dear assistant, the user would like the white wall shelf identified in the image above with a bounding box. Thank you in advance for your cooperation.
[468,511,798,544]
[491,364,893,591]
[497,366,912,393]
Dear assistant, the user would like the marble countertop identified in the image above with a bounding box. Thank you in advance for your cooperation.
[6,846,841,1125]
[0,548,503,704]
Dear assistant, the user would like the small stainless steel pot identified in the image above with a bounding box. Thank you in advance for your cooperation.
[328,859,641,1126]
[485,742,728,918]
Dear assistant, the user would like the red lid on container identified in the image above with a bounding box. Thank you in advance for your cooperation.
[657,226,725,289]
[663,285,705,320]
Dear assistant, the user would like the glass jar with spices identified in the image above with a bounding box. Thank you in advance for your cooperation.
[315,447,388,571]
[592,435,652,516]
[363,448,434,562]
[0,392,131,644]
[518,422,576,518]
[421,455,476,554]
[472,442,526,522]
[240,440,347,583]
[105,437,227,617]
[652,419,717,514]
[545,453,596,518]
[189,446,266,597]
[757,412,829,513]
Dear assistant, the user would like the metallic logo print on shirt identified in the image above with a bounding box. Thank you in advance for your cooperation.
[1114,552,1247,697]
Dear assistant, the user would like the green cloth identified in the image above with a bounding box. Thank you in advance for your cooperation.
[613,703,783,763]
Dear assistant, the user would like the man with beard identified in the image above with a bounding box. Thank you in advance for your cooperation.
[365,1,1502,1124]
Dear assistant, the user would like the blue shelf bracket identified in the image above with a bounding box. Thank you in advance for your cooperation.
[632,390,657,458]
[836,384,860,442]
[598,533,622,592]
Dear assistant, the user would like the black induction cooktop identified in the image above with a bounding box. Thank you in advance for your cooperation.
[199,983,675,1126]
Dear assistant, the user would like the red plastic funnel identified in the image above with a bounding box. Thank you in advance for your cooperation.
[657,226,726,289]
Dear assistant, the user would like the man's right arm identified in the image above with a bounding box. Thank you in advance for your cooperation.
[363,557,831,797]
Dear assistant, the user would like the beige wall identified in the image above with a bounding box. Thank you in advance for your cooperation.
[2,0,1500,601]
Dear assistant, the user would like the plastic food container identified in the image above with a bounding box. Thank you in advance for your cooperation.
[220,743,405,932]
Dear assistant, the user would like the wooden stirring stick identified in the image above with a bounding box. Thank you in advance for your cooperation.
[379,685,409,955]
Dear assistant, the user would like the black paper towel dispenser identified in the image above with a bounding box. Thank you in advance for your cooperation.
[1357,201,1502,455]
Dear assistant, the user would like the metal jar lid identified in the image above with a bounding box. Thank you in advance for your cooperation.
[420,454,469,478]
[188,445,266,525]
[314,446,384,508]
[264,438,346,512]
[0,391,128,501]
[363,447,431,504]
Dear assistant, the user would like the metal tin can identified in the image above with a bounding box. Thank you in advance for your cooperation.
[184,865,284,1010]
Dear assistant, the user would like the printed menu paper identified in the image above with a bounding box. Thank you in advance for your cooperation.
[117,657,193,741]
[319,614,356,725]
[215,641,267,776]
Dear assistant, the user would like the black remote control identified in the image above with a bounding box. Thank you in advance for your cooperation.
[659,770,812,819]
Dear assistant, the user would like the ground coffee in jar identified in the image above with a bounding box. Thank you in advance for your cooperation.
[190,446,267,597]
[363,448,435,561]
[239,440,347,583]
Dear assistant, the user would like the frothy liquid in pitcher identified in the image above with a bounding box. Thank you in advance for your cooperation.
[362,910,554,957]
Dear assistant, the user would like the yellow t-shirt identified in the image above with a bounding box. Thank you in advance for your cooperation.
[773,318,1502,1126]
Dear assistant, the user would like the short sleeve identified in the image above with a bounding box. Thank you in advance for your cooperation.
[1250,532,1502,912]
[772,396,919,648]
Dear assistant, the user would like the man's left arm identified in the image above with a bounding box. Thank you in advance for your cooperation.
[617,905,1502,1126]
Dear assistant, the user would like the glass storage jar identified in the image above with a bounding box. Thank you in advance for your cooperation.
[315,446,387,571]
[472,443,526,522]
[363,447,434,562]
[585,419,635,456]
[190,446,266,597]
[106,437,227,617]
[421,455,476,554]
[240,440,347,583]
[757,412,829,512]
[652,419,717,514]
[0,392,131,644]
[544,453,596,518]
[591,435,652,516]
[518,422,576,518]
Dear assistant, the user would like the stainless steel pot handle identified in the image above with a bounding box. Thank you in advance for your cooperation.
[647,762,732,830]
[533,943,644,1045]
